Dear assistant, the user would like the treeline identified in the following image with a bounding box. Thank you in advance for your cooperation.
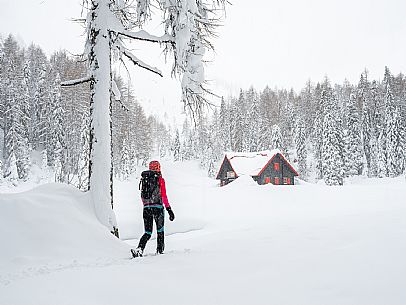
[0,34,170,188]
[1,34,405,187]
[176,68,406,185]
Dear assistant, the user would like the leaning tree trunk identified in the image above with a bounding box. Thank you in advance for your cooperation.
[88,0,119,237]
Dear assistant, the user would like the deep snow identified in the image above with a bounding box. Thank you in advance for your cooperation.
[0,184,128,276]
[1,161,406,305]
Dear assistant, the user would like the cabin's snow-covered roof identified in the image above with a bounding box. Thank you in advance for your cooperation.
[226,149,282,176]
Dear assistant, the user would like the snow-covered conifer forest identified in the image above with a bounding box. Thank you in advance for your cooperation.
[162,69,406,185]
[0,35,170,189]
[1,34,406,187]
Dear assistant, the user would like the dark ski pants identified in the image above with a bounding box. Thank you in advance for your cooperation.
[138,207,165,253]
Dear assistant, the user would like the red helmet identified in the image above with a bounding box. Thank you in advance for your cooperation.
[149,160,161,172]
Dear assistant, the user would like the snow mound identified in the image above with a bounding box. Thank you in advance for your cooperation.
[223,174,260,188]
[0,183,128,272]
[225,149,282,176]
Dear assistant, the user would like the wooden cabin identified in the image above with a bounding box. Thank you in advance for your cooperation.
[216,150,298,186]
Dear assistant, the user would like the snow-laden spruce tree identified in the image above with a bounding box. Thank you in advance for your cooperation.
[368,130,379,177]
[313,83,325,179]
[321,81,345,186]
[218,97,231,152]
[25,44,50,150]
[49,73,65,176]
[247,87,261,152]
[270,124,284,152]
[62,0,226,235]
[382,68,406,177]
[385,103,405,177]
[322,112,345,185]
[180,118,195,160]
[358,72,372,173]
[258,87,274,150]
[7,153,19,185]
[77,113,91,190]
[232,90,248,152]
[119,138,132,180]
[294,118,307,178]
[370,79,384,177]
[173,129,181,161]
[205,108,222,176]
[2,35,31,181]
[376,131,387,178]
[281,89,296,154]
[344,93,363,176]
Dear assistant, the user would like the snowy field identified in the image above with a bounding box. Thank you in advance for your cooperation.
[1,161,406,305]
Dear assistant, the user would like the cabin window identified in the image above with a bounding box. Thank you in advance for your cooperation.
[226,171,235,179]
[274,177,280,185]
[265,177,271,184]
[283,177,291,185]
[274,162,280,171]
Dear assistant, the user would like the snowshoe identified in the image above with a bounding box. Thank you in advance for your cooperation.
[131,248,143,258]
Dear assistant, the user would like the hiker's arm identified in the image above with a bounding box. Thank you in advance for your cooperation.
[159,177,170,208]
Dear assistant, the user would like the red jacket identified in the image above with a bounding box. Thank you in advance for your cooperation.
[158,176,170,208]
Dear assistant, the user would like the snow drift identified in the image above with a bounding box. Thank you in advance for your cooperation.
[0,183,128,274]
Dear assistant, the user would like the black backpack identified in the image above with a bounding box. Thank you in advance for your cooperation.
[139,170,161,204]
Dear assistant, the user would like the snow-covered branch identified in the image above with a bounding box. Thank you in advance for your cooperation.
[117,99,130,112]
[116,44,163,77]
[61,76,93,87]
[111,79,130,111]
[116,29,174,44]
[112,79,121,101]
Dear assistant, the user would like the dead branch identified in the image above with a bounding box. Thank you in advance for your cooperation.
[61,75,93,87]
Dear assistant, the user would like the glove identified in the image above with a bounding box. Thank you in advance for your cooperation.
[166,207,175,221]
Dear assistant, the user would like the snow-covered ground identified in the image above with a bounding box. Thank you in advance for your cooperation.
[1,161,406,305]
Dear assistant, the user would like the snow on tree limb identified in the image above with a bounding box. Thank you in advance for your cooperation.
[61,76,93,87]
[116,99,130,112]
[116,29,174,44]
[116,44,163,77]
[159,0,227,117]
[111,79,130,112]
[112,79,121,101]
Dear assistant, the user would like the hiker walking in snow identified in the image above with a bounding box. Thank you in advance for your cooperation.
[131,160,175,257]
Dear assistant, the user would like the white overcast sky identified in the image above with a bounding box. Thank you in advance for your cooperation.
[1,0,405,122]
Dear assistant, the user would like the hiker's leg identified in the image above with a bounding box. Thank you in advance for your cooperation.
[154,208,165,253]
[138,208,153,250]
